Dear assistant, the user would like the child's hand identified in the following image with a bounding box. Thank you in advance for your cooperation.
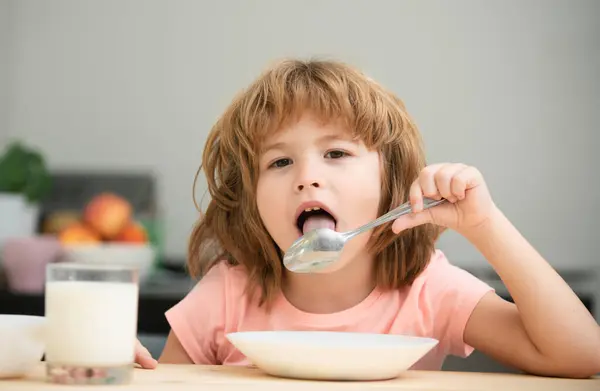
[391,163,497,236]
[135,339,158,369]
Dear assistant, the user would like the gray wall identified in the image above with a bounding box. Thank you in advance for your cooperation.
[4,0,600,270]
[0,0,10,146]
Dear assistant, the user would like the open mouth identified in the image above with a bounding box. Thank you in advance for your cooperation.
[296,207,337,235]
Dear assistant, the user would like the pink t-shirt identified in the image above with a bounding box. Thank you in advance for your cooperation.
[165,249,494,370]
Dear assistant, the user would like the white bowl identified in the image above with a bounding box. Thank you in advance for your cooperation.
[61,243,156,282]
[226,331,438,381]
[0,315,46,378]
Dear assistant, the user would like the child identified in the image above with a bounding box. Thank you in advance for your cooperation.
[135,58,600,378]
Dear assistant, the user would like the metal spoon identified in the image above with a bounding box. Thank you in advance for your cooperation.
[283,197,447,273]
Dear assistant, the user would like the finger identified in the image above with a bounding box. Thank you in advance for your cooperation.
[135,342,155,361]
[409,179,423,213]
[135,342,158,369]
[419,164,444,201]
[392,209,433,234]
[434,163,466,203]
[451,166,482,200]
[136,353,158,369]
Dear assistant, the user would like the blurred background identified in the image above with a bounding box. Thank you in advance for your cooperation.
[0,0,598,373]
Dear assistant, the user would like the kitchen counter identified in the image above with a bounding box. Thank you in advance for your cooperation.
[3,363,599,391]
[0,268,195,334]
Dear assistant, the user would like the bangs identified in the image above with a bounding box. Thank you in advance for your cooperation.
[232,59,412,156]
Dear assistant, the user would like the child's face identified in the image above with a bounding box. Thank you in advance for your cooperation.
[256,113,382,271]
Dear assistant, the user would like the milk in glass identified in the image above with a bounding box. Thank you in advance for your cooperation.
[44,263,139,385]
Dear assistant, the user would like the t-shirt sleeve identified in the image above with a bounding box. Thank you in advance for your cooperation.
[424,250,495,358]
[164,262,230,364]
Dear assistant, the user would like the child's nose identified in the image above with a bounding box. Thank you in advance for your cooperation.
[295,159,324,191]
[297,181,320,191]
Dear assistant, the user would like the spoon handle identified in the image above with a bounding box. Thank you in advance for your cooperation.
[344,198,447,239]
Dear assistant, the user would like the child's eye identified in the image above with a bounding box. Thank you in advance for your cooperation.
[269,158,292,168]
[325,150,348,159]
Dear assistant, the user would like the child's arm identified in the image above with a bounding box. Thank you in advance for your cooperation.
[160,262,235,365]
[158,330,194,364]
[462,208,600,378]
[392,163,600,378]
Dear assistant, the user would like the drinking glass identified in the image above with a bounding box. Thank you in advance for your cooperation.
[44,263,139,385]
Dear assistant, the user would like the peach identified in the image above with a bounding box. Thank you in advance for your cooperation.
[59,223,101,245]
[113,221,148,243]
[83,193,132,239]
[42,211,81,235]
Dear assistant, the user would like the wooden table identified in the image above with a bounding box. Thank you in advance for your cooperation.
[2,363,599,391]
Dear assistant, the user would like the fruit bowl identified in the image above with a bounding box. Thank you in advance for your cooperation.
[226,331,438,381]
[54,192,158,283]
[60,243,156,283]
[0,315,46,379]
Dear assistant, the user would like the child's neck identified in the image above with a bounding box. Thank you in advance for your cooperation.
[282,252,376,314]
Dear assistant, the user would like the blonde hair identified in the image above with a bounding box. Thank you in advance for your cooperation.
[188,58,441,306]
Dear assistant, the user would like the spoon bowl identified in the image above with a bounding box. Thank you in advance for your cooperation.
[283,198,446,273]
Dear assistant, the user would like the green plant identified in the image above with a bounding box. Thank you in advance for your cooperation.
[0,141,52,203]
